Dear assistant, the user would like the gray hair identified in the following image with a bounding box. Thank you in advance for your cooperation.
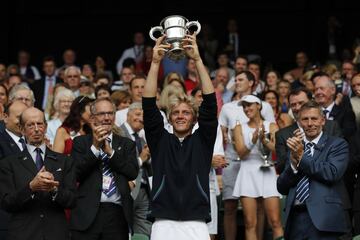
[90,98,116,115]
[53,88,75,109]
[128,102,142,113]
[64,66,81,77]
[9,84,35,105]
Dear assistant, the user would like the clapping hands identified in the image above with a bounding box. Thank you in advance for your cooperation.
[286,129,305,168]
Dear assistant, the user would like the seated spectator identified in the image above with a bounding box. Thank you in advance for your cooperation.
[94,55,114,82]
[95,84,112,99]
[162,71,186,92]
[79,77,95,98]
[0,83,9,107]
[46,88,75,146]
[277,80,291,113]
[93,73,111,88]
[53,96,93,155]
[263,90,293,129]
[111,90,132,111]
[5,74,24,90]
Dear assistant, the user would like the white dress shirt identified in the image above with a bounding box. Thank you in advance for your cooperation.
[5,129,25,151]
[26,143,46,165]
[90,133,121,204]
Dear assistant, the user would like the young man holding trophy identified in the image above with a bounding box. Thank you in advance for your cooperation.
[142,29,217,240]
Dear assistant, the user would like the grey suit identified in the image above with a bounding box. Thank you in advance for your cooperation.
[120,123,152,236]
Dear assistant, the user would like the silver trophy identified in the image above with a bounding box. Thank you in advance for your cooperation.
[149,15,201,61]
[259,132,273,169]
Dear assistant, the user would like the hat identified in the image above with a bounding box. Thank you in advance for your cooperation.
[238,95,261,106]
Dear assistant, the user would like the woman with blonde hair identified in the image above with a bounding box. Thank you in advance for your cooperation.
[162,71,186,92]
[46,88,75,145]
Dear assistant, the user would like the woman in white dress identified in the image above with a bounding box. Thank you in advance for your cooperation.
[232,95,283,240]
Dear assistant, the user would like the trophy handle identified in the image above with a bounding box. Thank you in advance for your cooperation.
[186,21,201,35]
[149,26,164,41]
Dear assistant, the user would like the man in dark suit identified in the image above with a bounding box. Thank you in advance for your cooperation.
[0,107,76,240]
[277,100,351,239]
[30,56,62,110]
[0,101,28,239]
[0,101,29,158]
[70,98,139,240]
[276,88,342,174]
[314,74,356,141]
[120,102,152,237]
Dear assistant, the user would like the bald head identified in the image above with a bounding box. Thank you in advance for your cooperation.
[20,108,47,146]
[4,101,29,136]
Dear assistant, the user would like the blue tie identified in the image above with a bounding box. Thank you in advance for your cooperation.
[100,139,117,198]
[35,148,43,171]
[295,142,314,203]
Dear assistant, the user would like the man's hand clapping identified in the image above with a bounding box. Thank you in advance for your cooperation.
[29,166,59,192]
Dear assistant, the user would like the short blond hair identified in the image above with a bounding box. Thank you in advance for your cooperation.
[167,93,198,120]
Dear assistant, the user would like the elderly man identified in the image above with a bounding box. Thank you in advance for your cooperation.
[120,102,152,237]
[277,101,351,239]
[314,74,356,141]
[64,66,81,97]
[0,107,76,240]
[70,98,138,240]
[8,84,35,107]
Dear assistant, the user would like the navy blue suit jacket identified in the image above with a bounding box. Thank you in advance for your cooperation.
[277,133,351,236]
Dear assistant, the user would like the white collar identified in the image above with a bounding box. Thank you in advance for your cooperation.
[124,122,135,136]
[5,129,21,142]
[27,143,47,155]
[304,131,323,145]
[323,101,335,113]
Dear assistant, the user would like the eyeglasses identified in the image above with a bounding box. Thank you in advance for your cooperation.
[67,75,80,78]
[93,111,115,118]
[25,122,45,130]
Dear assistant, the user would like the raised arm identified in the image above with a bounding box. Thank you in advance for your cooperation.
[143,35,170,97]
[183,34,214,95]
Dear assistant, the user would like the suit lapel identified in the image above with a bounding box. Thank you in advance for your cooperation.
[329,104,340,120]
[312,134,328,161]
[112,134,122,151]
[120,124,132,140]
[19,149,38,175]
[44,148,59,172]
[4,131,22,152]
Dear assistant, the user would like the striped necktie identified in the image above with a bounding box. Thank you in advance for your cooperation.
[100,140,117,197]
[295,142,314,203]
